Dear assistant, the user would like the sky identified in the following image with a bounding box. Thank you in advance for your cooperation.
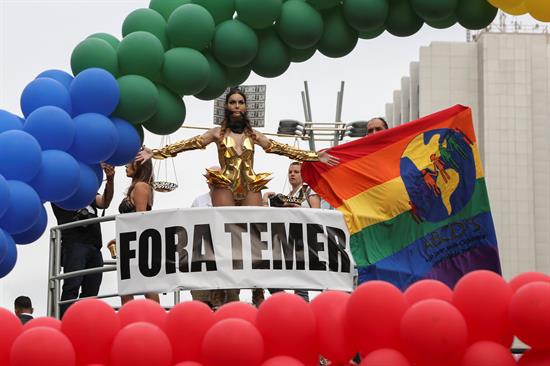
[0,0,511,315]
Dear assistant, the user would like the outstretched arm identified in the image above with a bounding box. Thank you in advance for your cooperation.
[137,128,217,162]
[254,130,339,165]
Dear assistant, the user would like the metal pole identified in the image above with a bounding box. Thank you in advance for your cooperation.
[46,229,56,317]
[333,81,345,146]
[174,290,181,305]
[54,228,62,318]
[304,81,316,151]
[301,91,309,122]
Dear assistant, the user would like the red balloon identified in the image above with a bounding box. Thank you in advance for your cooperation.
[0,308,22,365]
[111,322,172,366]
[310,291,355,364]
[164,301,215,363]
[509,282,550,349]
[400,299,467,366]
[23,316,62,331]
[461,341,516,366]
[404,279,453,305]
[61,298,120,366]
[118,299,167,328]
[10,327,75,366]
[360,349,411,366]
[214,301,258,326]
[509,272,550,293]
[452,270,513,344]
[256,293,317,363]
[174,362,203,366]
[202,318,264,366]
[346,281,407,354]
[518,349,550,365]
[262,355,305,365]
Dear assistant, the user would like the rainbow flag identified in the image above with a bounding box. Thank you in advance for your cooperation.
[302,105,501,289]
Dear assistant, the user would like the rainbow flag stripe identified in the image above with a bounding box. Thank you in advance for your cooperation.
[302,105,501,289]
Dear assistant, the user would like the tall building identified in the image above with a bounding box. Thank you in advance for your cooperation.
[386,28,550,280]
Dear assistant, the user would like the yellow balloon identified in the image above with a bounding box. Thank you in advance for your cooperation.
[488,0,525,8]
[501,1,528,15]
[525,0,550,22]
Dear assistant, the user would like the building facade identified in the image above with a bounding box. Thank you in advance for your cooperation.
[386,31,550,279]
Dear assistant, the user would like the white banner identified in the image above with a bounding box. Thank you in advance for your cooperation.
[116,207,355,296]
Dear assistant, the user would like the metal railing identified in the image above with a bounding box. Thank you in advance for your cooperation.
[47,215,182,318]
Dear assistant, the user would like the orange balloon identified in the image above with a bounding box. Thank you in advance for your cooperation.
[501,1,529,16]
[525,0,550,22]
[488,0,524,8]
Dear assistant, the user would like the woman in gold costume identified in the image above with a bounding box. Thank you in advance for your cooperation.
[138,88,338,306]
[139,88,338,206]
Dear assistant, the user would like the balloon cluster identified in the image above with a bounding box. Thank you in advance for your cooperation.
[489,0,550,21]
[1,270,550,365]
[0,68,142,279]
[69,0,499,132]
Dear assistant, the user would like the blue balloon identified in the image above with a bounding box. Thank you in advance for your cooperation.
[0,130,42,182]
[0,175,9,220]
[12,205,47,245]
[70,68,120,116]
[30,150,80,202]
[55,162,100,210]
[0,229,8,263]
[89,163,104,186]
[0,231,17,278]
[0,110,23,133]
[23,106,75,151]
[67,113,118,164]
[20,78,72,117]
[0,180,41,234]
[36,69,74,90]
[105,118,141,166]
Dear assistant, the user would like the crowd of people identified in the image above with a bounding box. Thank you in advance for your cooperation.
[42,88,389,317]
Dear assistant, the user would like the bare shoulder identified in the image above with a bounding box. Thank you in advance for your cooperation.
[133,182,151,194]
[208,126,222,142]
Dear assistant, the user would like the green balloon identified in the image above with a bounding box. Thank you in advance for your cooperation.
[71,38,118,76]
[195,54,228,100]
[252,30,291,78]
[343,0,389,32]
[167,4,215,50]
[163,48,211,95]
[122,8,169,49]
[213,20,258,68]
[307,0,340,9]
[87,33,120,50]
[427,14,457,29]
[143,85,186,135]
[456,0,497,30]
[149,0,192,20]
[410,0,458,22]
[113,75,160,125]
[192,0,235,24]
[226,65,251,87]
[358,24,386,39]
[277,0,323,50]
[288,45,317,62]
[134,124,145,144]
[235,0,283,29]
[118,32,164,80]
[385,0,424,37]
[318,9,358,58]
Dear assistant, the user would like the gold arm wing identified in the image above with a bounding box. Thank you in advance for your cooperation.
[152,135,206,160]
[264,139,319,162]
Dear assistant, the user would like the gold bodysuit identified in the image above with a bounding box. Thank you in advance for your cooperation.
[152,134,320,201]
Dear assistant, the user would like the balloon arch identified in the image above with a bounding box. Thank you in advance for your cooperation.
[0,0,547,278]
